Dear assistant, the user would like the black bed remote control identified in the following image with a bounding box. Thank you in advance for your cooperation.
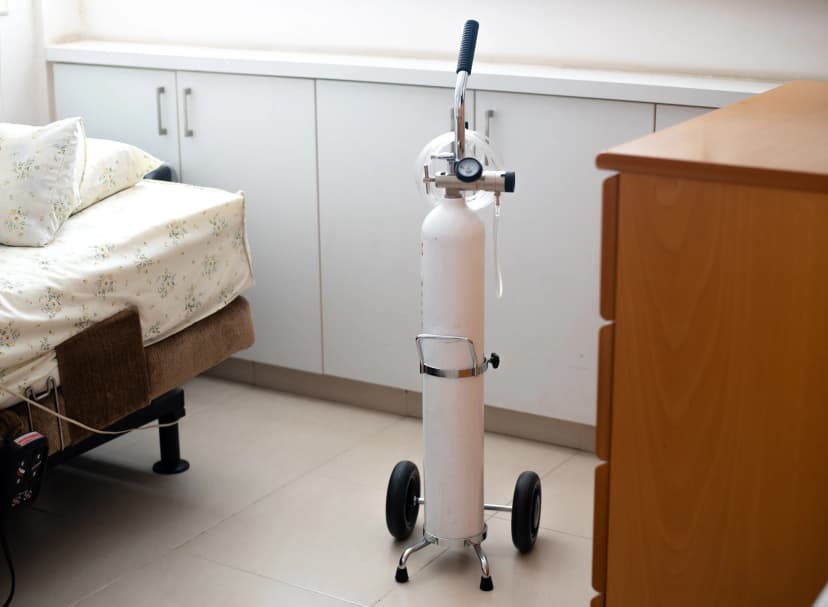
[2,431,48,514]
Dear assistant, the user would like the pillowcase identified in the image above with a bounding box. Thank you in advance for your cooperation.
[0,117,86,246]
[76,138,162,214]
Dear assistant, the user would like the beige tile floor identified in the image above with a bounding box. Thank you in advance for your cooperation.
[5,376,598,606]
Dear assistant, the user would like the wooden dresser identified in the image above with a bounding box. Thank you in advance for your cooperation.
[591,80,828,607]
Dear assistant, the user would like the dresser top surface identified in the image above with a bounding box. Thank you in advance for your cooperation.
[597,80,828,193]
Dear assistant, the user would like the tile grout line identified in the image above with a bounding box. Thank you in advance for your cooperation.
[537,526,593,541]
[369,545,448,606]
[65,552,162,607]
[192,552,371,607]
[164,413,406,557]
[40,379,594,607]
[65,384,587,606]
[537,449,581,480]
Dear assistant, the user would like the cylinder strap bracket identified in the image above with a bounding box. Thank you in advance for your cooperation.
[415,333,497,379]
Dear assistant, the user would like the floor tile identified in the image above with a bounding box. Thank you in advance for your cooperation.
[38,377,400,519]
[180,469,445,606]
[495,452,598,538]
[314,417,574,510]
[312,417,423,489]
[72,552,361,607]
[8,377,399,606]
[482,433,575,507]
[5,377,597,606]
[375,517,593,607]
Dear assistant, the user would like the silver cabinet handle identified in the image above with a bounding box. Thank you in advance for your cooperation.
[183,87,194,137]
[156,87,167,135]
[484,109,494,140]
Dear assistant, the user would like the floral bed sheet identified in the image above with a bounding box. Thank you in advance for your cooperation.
[0,179,254,408]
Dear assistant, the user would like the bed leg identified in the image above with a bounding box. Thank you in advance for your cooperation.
[152,389,190,475]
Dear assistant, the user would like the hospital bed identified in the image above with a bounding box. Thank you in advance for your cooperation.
[0,170,255,473]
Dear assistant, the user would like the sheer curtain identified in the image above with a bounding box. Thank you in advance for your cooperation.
[0,0,49,124]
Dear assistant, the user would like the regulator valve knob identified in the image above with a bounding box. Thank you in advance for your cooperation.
[489,352,500,369]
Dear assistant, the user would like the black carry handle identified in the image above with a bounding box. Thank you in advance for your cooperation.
[456,20,480,74]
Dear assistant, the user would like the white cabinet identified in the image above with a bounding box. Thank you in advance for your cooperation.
[655,104,713,130]
[316,81,462,390]
[176,72,321,372]
[475,92,654,424]
[52,58,686,425]
[53,64,181,176]
[52,65,322,373]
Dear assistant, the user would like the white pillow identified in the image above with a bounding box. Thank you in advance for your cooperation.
[0,118,86,246]
[76,138,162,214]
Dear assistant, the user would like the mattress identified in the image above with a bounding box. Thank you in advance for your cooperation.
[0,179,254,408]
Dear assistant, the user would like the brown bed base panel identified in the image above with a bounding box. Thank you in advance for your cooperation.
[0,296,254,460]
[47,388,190,474]
[145,296,254,400]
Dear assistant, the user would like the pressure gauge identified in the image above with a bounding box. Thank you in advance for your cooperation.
[455,157,483,183]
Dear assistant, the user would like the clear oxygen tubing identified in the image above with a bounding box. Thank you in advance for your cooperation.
[494,193,503,299]
[416,130,505,298]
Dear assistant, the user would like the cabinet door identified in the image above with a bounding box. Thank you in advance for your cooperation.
[655,104,713,130]
[53,63,180,176]
[176,71,321,373]
[317,81,461,390]
[476,92,653,424]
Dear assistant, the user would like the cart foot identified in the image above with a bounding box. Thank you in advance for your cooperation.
[395,536,431,583]
[471,542,493,591]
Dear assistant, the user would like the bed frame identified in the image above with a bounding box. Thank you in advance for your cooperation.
[0,296,254,474]
[0,165,253,474]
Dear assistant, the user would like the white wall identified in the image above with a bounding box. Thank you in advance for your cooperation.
[41,0,83,45]
[68,0,827,81]
[0,0,49,123]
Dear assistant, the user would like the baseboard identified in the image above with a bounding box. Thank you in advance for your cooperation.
[206,358,596,453]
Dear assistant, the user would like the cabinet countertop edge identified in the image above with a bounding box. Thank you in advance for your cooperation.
[595,81,828,193]
[46,40,778,108]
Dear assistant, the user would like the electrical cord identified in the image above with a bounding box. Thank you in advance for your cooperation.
[0,521,14,607]
[0,382,181,607]
[0,383,180,436]
[0,379,182,607]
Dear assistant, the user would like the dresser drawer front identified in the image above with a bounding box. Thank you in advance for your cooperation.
[592,462,610,594]
[600,175,619,321]
[596,324,614,461]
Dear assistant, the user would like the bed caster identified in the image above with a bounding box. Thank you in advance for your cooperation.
[511,471,542,553]
[386,460,421,540]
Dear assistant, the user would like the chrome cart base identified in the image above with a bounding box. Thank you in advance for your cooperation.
[395,524,495,591]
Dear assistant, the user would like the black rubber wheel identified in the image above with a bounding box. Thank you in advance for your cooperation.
[511,471,541,553]
[386,460,421,540]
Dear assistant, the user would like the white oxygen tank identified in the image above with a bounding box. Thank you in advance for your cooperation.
[420,196,485,541]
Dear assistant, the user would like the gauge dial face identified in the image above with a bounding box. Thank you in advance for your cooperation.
[456,157,483,182]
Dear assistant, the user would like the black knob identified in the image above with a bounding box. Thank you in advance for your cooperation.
[504,172,515,193]
[489,353,500,369]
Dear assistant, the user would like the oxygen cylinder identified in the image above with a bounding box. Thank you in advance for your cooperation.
[420,196,485,541]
